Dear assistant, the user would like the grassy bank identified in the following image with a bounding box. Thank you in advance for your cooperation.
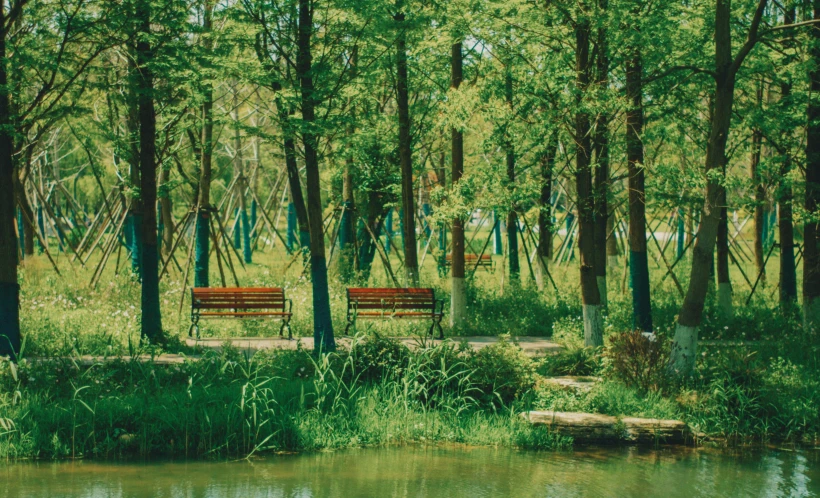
[5,247,820,459]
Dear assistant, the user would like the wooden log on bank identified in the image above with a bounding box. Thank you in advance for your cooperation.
[522,410,690,444]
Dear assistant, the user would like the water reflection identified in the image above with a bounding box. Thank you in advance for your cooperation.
[2,445,819,497]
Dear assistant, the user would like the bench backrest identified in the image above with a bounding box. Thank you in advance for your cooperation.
[192,287,286,310]
[347,287,436,310]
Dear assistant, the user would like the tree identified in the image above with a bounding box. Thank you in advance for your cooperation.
[450,39,466,328]
[670,0,772,374]
[136,0,163,343]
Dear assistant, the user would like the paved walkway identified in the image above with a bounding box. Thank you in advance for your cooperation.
[184,335,563,356]
[18,336,563,366]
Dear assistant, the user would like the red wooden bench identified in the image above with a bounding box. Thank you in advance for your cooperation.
[345,287,445,339]
[189,287,293,339]
[444,253,493,271]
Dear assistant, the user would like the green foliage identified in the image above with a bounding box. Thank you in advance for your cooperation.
[603,330,671,393]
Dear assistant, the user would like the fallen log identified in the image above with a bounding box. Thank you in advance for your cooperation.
[522,410,690,444]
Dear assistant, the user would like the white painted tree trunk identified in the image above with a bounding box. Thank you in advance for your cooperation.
[583,304,604,347]
[718,282,733,318]
[450,276,466,329]
[669,323,698,375]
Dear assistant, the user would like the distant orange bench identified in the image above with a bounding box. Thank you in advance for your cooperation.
[189,287,293,339]
[444,253,493,270]
[345,287,445,339]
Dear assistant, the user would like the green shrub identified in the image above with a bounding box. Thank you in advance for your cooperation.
[603,330,670,392]
[465,336,537,405]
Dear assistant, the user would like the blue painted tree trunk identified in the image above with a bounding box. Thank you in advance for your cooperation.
[630,250,653,332]
[677,208,685,259]
[16,208,24,256]
[130,213,143,278]
[241,208,252,264]
[250,199,257,239]
[36,207,44,253]
[194,211,210,288]
[384,208,393,254]
[493,211,502,255]
[287,202,297,251]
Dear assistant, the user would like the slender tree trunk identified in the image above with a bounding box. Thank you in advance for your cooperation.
[127,50,142,276]
[804,0,820,332]
[670,0,758,374]
[575,16,603,346]
[233,86,252,264]
[450,41,466,329]
[505,69,520,282]
[136,0,163,343]
[195,3,214,289]
[779,36,797,309]
[14,176,34,257]
[751,84,765,285]
[0,7,20,358]
[537,137,556,292]
[625,28,653,333]
[395,8,419,286]
[159,165,173,255]
[298,0,334,351]
[593,0,610,306]
[338,46,357,281]
[716,185,732,316]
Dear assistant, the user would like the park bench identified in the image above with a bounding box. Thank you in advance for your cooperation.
[189,287,293,340]
[345,287,445,339]
[444,253,493,271]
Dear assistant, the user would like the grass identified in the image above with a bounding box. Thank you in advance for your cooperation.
[5,233,820,459]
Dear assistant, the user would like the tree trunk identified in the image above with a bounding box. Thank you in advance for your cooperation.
[195,2,214,288]
[804,0,820,332]
[233,86,252,264]
[0,10,20,358]
[751,84,765,285]
[717,190,732,317]
[537,138,556,292]
[395,9,419,287]
[505,69,520,283]
[779,42,797,310]
[136,0,163,343]
[625,30,653,333]
[575,17,603,347]
[670,0,754,374]
[14,176,34,257]
[127,49,142,276]
[298,0,335,352]
[450,41,466,329]
[338,46,357,282]
[159,166,173,256]
[593,0,610,306]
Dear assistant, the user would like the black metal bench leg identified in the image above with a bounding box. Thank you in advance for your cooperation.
[436,319,444,340]
[344,318,353,335]
[278,321,286,338]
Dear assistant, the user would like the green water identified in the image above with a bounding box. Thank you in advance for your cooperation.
[2,446,819,497]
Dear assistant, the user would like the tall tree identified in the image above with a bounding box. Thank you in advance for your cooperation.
[0,0,19,358]
[592,0,609,306]
[805,0,820,332]
[575,8,603,347]
[670,0,770,374]
[136,0,164,343]
[778,4,797,310]
[505,67,520,282]
[450,40,466,328]
[395,2,419,287]
[195,0,214,289]
[298,0,335,351]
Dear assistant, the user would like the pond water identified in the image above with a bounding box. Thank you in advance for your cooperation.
[2,445,819,497]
